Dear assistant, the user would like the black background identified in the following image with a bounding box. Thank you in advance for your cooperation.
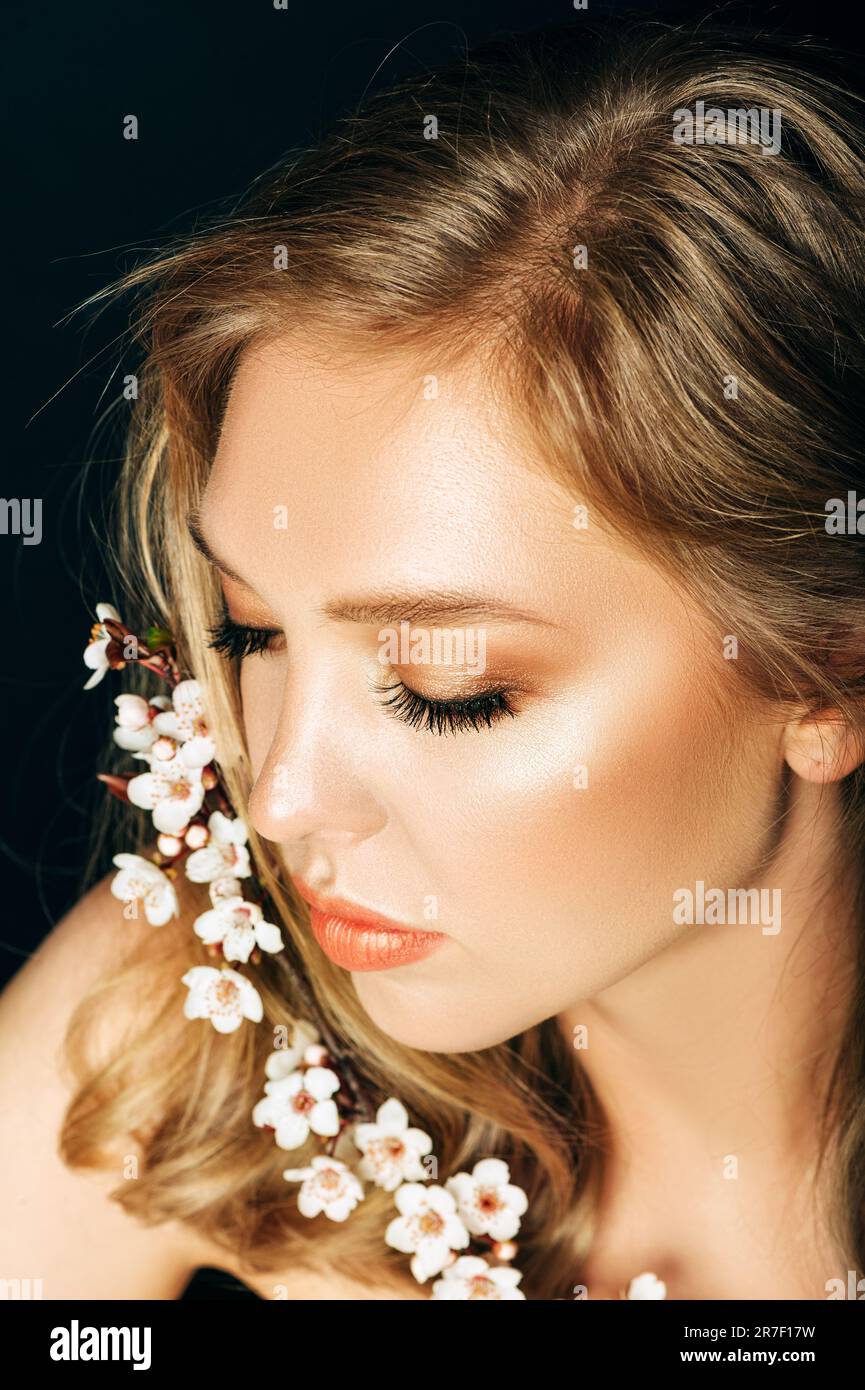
[3,0,864,1298]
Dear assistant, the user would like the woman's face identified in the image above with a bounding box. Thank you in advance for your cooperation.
[196,330,783,1052]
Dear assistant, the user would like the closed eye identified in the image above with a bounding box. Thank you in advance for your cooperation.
[372,675,517,735]
[207,612,285,661]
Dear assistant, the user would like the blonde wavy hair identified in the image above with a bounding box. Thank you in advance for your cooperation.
[60,15,865,1297]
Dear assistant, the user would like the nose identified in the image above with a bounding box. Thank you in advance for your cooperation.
[245,671,387,850]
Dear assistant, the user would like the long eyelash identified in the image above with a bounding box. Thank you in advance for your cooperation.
[374,677,516,736]
[207,613,282,661]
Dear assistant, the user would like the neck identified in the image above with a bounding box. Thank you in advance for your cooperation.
[557,778,859,1297]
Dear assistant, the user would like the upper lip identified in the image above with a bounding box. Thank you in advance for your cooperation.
[289,876,436,935]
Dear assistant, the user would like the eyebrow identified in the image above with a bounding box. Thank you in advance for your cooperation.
[188,508,250,587]
[186,508,560,629]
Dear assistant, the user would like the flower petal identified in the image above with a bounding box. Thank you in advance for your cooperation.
[254,921,284,954]
[303,1066,341,1101]
[275,1113,311,1150]
[471,1157,511,1188]
[375,1097,409,1134]
[308,1099,341,1138]
[179,735,217,768]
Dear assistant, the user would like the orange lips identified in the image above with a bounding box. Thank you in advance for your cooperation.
[291,878,446,972]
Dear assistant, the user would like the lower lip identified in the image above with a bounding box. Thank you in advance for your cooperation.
[308,907,446,971]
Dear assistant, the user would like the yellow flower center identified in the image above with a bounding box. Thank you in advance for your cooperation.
[213,977,239,1007]
[470,1276,498,1299]
[419,1210,445,1236]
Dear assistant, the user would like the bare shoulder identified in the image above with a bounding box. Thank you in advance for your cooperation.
[3,870,143,1026]
[1,872,429,1301]
[0,870,200,1298]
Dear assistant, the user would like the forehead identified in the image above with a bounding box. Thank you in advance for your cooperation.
[200,331,634,621]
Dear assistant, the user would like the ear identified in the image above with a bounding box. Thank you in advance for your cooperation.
[782,712,865,783]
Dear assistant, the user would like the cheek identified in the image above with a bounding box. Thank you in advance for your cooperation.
[383,650,778,982]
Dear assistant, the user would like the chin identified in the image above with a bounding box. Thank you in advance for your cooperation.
[351,973,517,1054]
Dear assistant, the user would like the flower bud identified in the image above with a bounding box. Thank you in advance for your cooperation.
[157,833,184,858]
[185,822,209,849]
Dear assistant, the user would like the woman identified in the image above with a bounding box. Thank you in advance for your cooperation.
[3,14,865,1300]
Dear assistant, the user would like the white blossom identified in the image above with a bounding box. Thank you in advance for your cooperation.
[193,895,283,963]
[82,602,122,689]
[110,853,179,926]
[385,1183,470,1282]
[282,1156,365,1222]
[264,1020,321,1081]
[181,965,263,1033]
[185,810,251,882]
[353,1098,433,1191]
[445,1157,528,1243]
[431,1255,526,1300]
[151,678,217,767]
[626,1272,667,1300]
[127,751,205,835]
[112,693,171,753]
[252,1065,341,1149]
[208,874,244,905]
